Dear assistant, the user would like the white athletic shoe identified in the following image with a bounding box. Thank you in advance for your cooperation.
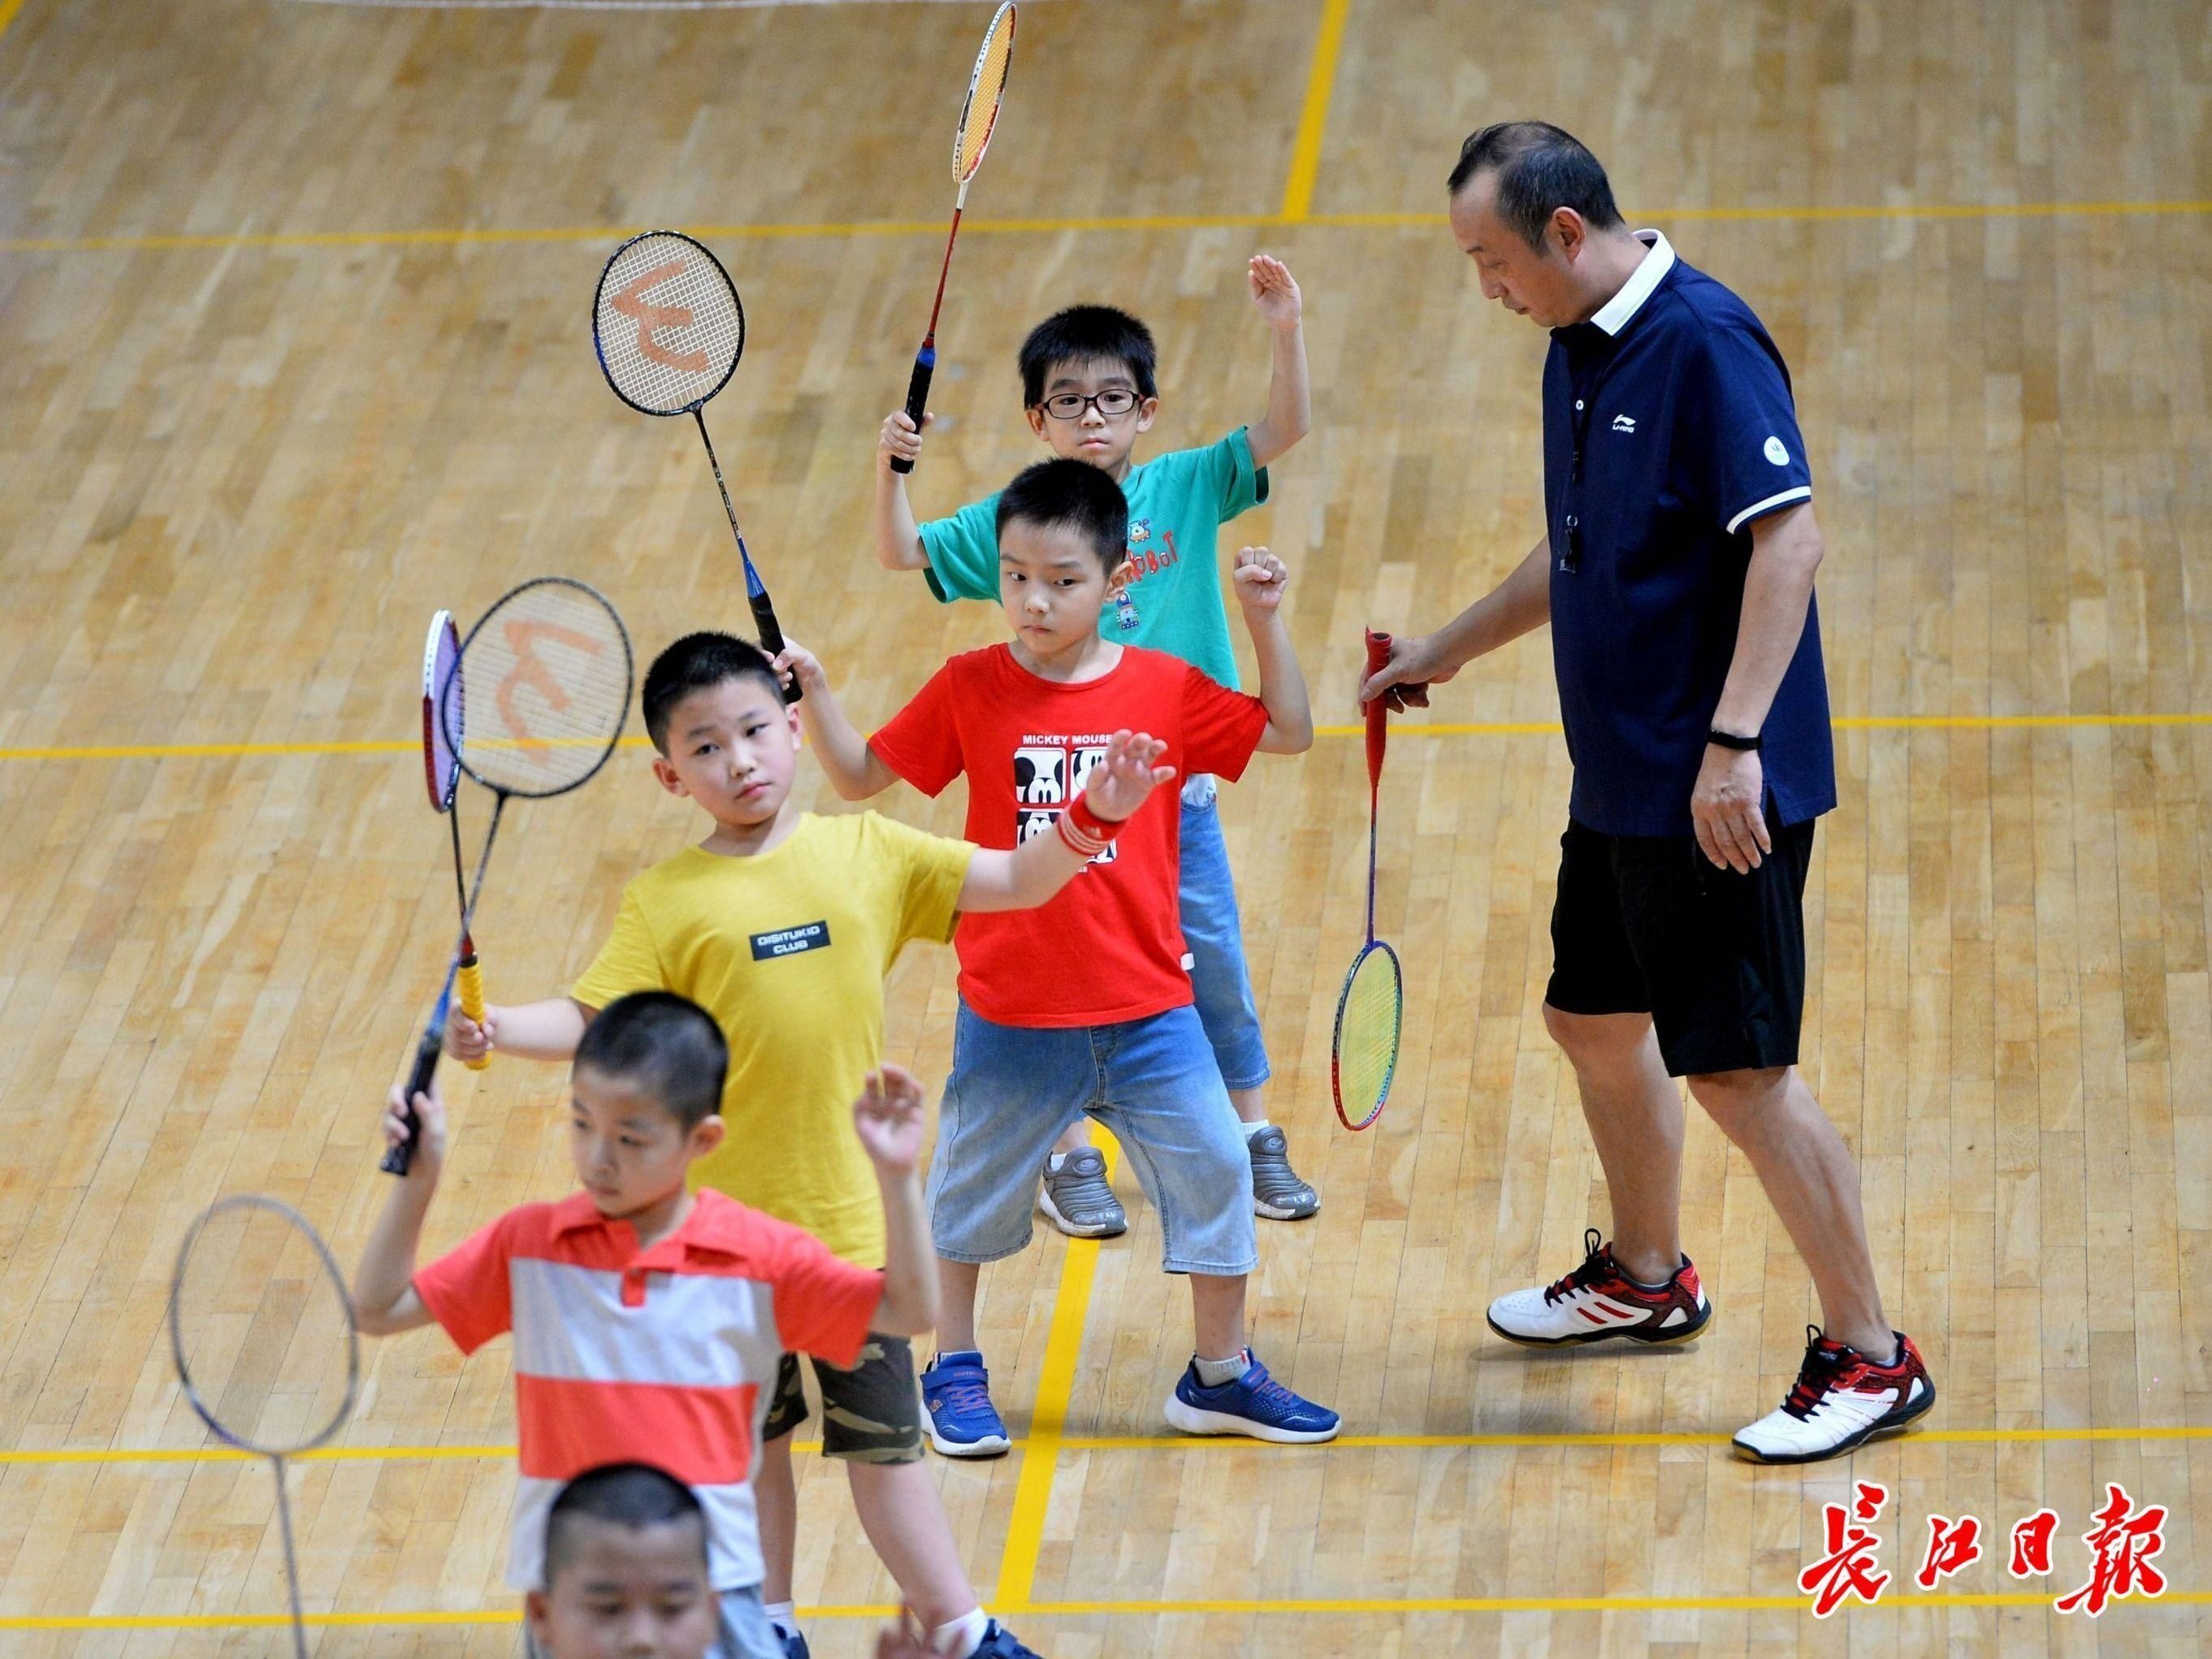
[1732,1327,1936,1464]
[1486,1228,1712,1347]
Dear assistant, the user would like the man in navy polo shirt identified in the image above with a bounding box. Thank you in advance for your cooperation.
[1364,122,1935,1463]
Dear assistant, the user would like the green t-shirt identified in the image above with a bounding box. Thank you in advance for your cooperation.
[919,428,1268,690]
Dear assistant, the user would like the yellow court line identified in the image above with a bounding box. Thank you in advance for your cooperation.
[1280,0,1354,223]
[1,1592,2197,1629]
[6,200,2212,256]
[12,1423,2211,1468]
[992,1136,1115,1612]
[0,0,27,45]
[6,713,2208,765]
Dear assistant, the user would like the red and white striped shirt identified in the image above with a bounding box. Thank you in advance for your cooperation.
[413,1188,882,1590]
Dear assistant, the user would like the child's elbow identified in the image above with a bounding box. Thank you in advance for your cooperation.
[1265,719,1315,756]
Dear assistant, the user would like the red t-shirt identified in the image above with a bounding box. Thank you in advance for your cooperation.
[871,643,1269,1027]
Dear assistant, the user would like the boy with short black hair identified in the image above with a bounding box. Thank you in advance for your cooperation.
[439,630,1169,1657]
[530,1462,721,1659]
[355,992,941,1659]
[794,457,1339,1453]
[875,258,1321,1233]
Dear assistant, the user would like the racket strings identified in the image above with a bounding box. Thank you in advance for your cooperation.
[955,6,1016,182]
[444,579,632,799]
[170,1198,359,1458]
[1335,946,1403,1126]
[594,232,743,417]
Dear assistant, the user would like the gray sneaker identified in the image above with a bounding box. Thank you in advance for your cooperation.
[1037,1148,1127,1237]
[1248,1127,1319,1220]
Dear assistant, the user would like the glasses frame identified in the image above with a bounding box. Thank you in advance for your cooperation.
[1035,388,1144,421]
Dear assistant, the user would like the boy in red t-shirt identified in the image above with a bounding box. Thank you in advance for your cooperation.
[782,458,1339,1450]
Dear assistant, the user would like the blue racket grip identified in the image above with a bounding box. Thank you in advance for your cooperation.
[382,994,448,1176]
[890,348,935,474]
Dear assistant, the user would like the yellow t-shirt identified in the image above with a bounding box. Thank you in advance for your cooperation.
[570,812,974,1267]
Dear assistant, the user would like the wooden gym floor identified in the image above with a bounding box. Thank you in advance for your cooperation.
[2,0,2210,1652]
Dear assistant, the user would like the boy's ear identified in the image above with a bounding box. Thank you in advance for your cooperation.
[1105,556,1136,596]
[522,1590,551,1643]
[1135,396,1158,435]
[688,1114,726,1162]
[651,754,690,799]
[1024,404,1048,440]
[786,705,803,752]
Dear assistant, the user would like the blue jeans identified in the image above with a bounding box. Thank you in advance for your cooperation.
[930,999,1259,1276]
[1180,782,1271,1093]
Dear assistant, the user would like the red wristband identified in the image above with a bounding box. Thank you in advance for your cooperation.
[1065,792,1123,843]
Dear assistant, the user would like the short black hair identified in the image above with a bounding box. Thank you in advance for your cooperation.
[994,459,1129,570]
[1017,305,1158,407]
[1447,121,1625,252]
[641,631,782,755]
[574,991,728,1131]
[543,1463,708,1585]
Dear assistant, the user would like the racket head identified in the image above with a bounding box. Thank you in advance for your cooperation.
[443,578,633,800]
[953,2,1017,184]
[167,1194,361,1458]
[1331,939,1403,1131]
[593,232,745,418]
[422,609,462,812]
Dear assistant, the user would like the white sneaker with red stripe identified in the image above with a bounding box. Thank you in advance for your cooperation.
[1486,1228,1712,1347]
[1732,1326,1935,1463]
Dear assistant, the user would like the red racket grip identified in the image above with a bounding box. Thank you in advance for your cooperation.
[1364,630,1392,788]
[890,348,935,475]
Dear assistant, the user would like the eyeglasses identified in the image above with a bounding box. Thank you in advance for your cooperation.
[1037,388,1141,420]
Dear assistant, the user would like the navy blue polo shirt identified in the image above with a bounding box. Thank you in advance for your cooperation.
[1543,231,1836,837]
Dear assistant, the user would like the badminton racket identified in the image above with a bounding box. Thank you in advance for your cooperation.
[168,1193,361,1659]
[890,0,1017,474]
[1331,629,1405,1131]
[591,231,798,702]
[385,577,633,1175]
[422,610,488,1071]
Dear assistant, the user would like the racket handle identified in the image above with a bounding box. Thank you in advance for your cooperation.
[1363,629,1392,785]
[380,1027,442,1176]
[749,591,803,704]
[890,348,935,474]
[457,955,489,1072]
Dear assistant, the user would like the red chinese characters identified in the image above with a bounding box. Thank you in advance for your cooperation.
[1800,1481,1891,1617]
[1915,1514,1983,1589]
[2054,1484,2167,1616]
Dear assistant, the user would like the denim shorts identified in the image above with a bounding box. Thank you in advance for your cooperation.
[1179,781,1271,1092]
[929,998,1259,1276]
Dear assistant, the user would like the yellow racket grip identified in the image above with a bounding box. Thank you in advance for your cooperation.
[457,955,491,1072]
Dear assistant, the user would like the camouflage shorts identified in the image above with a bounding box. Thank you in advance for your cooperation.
[762,1334,923,1464]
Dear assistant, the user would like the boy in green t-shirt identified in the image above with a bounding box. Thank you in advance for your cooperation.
[872,257,1321,1234]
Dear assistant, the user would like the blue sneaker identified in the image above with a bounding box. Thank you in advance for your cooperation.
[921,1350,1011,1458]
[1163,1349,1340,1444]
[777,1630,810,1659]
[968,1620,1043,1657]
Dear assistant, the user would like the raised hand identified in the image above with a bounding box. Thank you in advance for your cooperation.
[769,638,830,701]
[381,1080,448,1177]
[1082,729,1175,823]
[1248,254,1303,333]
[444,1007,496,1063]
[853,1064,927,1176]
[1232,545,1291,614]
[879,409,932,470]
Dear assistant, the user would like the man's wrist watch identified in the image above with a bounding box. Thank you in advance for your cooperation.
[1707,727,1762,752]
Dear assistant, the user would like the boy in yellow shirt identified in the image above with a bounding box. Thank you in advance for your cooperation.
[446,631,1173,1659]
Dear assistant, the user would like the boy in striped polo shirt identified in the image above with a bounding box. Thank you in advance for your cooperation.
[353,992,947,1659]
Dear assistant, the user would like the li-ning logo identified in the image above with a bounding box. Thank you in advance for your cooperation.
[1612,414,1638,434]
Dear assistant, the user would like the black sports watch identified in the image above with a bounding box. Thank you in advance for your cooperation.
[1707,727,1762,752]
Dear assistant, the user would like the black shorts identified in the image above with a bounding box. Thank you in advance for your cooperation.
[1544,817,1816,1077]
[761,1333,923,1465]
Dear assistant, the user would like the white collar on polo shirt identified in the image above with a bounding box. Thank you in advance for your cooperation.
[1588,229,1676,336]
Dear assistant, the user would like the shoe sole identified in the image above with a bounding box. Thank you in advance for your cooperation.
[1163,1394,1340,1445]
[1729,1379,1938,1465]
[1037,1186,1126,1240]
[1253,1193,1319,1221]
[1485,1299,1713,1349]
[926,1424,1011,1458]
